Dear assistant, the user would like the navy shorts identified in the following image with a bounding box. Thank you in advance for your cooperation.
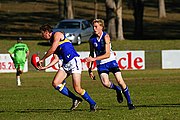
[97,60,120,75]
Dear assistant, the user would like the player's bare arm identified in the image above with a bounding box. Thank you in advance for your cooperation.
[26,50,30,58]
[40,32,63,64]
[39,54,59,70]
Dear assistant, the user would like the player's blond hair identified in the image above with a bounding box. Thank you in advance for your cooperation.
[92,19,104,29]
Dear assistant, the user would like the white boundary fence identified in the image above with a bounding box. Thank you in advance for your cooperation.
[162,50,180,69]
[1,50,180,73]
[45,51,145,72]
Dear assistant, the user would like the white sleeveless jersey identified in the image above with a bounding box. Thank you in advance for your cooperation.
[89,32,116,65]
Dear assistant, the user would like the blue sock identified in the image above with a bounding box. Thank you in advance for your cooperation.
[123,87,132,104]
[110,82,122,92]
[81,90,96,105]
[55,84,77,100]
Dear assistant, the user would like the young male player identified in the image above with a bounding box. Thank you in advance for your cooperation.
[85,19,135,110]
[38,24,97,111]
[8,37,29,86]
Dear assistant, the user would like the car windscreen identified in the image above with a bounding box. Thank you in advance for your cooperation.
[57,22,80,29]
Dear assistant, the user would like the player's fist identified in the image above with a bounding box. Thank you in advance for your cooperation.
[31,54,40,70]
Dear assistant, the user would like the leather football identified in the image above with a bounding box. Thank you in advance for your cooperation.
[31,54,40,70]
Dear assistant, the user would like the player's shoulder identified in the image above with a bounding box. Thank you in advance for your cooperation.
[54,31,64,37]
[103,32,110,40]
[59,38,71,45]
[103,32,109,37]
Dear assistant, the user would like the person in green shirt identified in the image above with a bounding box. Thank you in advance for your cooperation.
[8,37,30,86]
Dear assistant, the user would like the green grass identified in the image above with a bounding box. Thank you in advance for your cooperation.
[0,39,180,119]
[0,70,179,120]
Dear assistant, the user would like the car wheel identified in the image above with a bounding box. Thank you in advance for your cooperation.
[77,35,81,45]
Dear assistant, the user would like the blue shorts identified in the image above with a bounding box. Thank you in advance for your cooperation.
[97,60,120,75]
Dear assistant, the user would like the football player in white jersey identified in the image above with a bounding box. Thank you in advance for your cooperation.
[85,19,135,110]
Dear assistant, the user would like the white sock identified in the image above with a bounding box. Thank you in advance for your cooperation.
[16,76,21,86]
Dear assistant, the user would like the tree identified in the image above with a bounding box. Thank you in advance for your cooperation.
[158,0,166,18]
[58,0,64,19]
[116,0,124,40]
[106,0,124,40]
[94,0,97,19]
[106,0,116,39]
[133,0,144,39]
[64,0,74,19]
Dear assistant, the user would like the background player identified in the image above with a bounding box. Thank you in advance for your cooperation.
[8,37,29,86]
[85,19,135,110]
[38,24,97,111]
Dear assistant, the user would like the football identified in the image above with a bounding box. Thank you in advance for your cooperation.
[31,54,40,70]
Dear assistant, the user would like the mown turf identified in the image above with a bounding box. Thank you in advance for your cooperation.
[0,70,179,120]
[0,36,180,120]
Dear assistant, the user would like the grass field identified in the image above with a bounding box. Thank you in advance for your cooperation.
[1,0,180,119]
[0,40,180,120]
[0,70,180,120]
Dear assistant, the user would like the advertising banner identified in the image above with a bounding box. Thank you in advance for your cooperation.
[45,51,145,72]
[0,54,28,73]
[162,50,180,69]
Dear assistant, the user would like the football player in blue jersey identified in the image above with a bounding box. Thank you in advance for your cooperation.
[85,19,135,110]
[38,24,97,111]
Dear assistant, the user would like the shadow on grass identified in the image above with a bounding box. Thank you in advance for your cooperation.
[0,104,179,113]
[37,42,51,46]
[112,103,180,109]
[136,103,180,108]
[0,108,109,113]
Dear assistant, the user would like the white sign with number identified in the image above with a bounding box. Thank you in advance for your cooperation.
[0,54,28,73]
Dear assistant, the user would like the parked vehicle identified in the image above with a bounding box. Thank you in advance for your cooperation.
[53,19,93,45]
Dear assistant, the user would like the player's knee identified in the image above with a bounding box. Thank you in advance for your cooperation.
[52,80,59,87]
[52,82,56,88]
[102,81,111,88]
[19,70,23,74]
[74,87,83,94]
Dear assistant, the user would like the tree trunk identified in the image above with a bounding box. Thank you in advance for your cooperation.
[58,0,64,19]
[65,0,74,19]
[106,0,116,40]
[133,0,144,39]
[116,0,124,40]
[94,0,97,19]
[158,0,166,18]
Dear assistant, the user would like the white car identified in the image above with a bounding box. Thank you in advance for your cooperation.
[53,19,93,45]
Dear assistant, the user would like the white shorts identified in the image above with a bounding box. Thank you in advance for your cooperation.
[60,57,82,74]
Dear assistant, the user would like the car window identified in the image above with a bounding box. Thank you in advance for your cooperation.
[82,21,91,29]
[57,22,80,29]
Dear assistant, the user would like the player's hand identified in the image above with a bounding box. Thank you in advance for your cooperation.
[88,69,96,80]
[85,56,96,62]
[38,66,47,70]
[38,59,44,67]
